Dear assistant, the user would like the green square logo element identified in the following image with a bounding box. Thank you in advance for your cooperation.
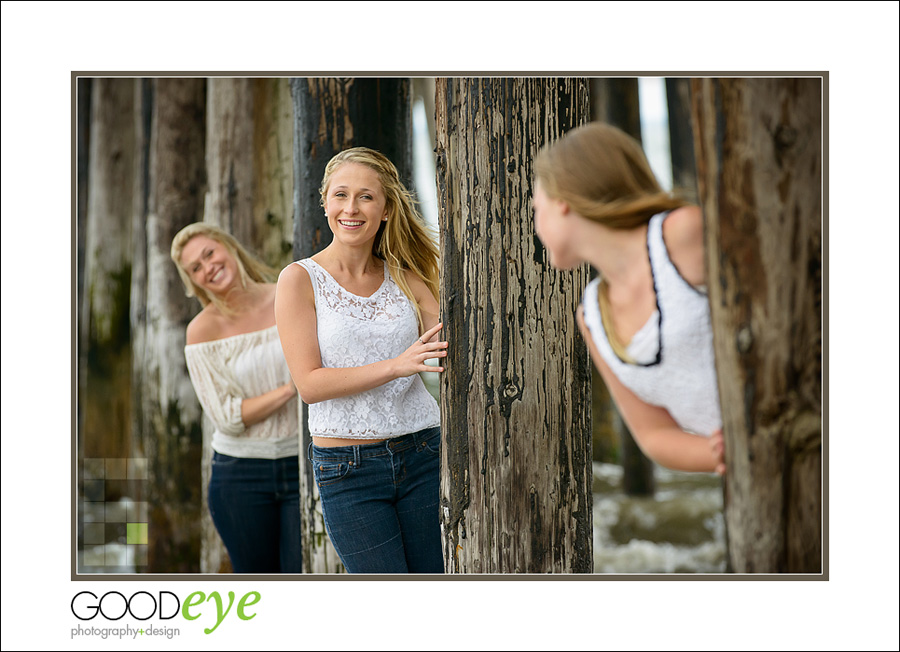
[126,522,148,545]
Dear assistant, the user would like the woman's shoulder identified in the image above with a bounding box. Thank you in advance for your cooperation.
[399,267,437,305]
[186,305,225,345]
[400,267,427,291]
[277,260,313,286]
[275,261,316,309]
[662,206,705,287]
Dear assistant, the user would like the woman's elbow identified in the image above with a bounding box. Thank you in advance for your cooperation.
[295,382,322,405]
[219,421,247,437]
[628,427,660,462]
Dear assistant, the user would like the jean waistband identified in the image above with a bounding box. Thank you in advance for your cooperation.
[308,426,440,463]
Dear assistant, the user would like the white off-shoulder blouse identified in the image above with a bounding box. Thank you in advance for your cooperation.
[184,325,299,459]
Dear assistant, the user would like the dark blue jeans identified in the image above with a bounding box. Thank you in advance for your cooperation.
[311,426,444,574]
[208,452,302,573]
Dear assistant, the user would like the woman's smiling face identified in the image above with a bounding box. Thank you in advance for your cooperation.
[180,234,240,297]
[323,162,388,247]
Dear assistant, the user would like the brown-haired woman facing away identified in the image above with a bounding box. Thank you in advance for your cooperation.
[171,223,301,572]
[533,123,725,475]
[275,147,446,573]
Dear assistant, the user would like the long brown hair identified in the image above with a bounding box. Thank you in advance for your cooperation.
[534,122,688,229]
[536,123,689,361]
[320,147,439,329]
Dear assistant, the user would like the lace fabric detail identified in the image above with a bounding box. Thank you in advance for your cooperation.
[305,259,411,323]
[297,259,440,439]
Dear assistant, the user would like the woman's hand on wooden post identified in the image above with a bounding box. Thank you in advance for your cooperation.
[710,428,726,476]
[392,322,447,377]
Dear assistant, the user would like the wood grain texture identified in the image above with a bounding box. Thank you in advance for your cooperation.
[436,78,593,573]
[692,77,822,573]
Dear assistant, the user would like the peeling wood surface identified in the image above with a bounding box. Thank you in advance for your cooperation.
[692,78,822,573]
[436,78,593,573]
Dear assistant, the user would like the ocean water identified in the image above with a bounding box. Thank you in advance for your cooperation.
[593,462,727,574]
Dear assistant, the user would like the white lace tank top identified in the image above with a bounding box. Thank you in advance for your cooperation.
[581,212,722,436]
[297,258,440,439]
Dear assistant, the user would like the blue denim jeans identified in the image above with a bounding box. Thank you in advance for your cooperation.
[208,453,302,573]
[311,426,444,574]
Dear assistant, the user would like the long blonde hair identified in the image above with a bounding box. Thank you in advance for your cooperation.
[170,222,276,315]
[534,122,688,230]
[320,147,439,329]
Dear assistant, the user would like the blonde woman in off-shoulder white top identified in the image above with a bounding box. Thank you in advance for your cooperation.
[171,222,301,573]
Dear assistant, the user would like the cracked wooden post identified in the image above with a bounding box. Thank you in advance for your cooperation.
[436,77,593,573]
[691,77,822,573]
[290,77,413,573]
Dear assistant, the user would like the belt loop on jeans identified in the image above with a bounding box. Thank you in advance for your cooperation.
[353,444,361,467]
[306,440,314,463]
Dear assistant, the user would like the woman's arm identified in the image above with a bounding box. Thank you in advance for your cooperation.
[274,263,446,405]
[186,348,295,434]
[577,306,722,473]
[239,382,297,428]
[186,302,297,430]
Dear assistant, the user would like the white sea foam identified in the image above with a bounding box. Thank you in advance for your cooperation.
[592,462,727,573]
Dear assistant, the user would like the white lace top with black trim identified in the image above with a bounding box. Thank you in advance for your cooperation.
[581,211,722,436]
[185,325,299,459]
[296,258,440,439]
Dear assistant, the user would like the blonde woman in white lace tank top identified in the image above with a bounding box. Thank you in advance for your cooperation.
[171,223,302,573]
[275,147,446,573]
[533,123,726,475]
